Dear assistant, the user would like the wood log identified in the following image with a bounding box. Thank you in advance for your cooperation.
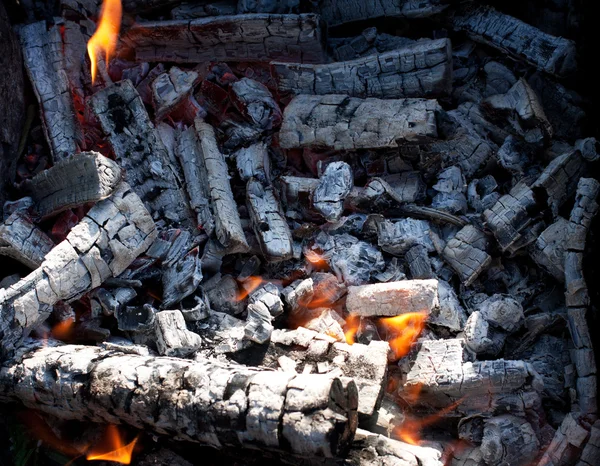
[246,178,293,261]
[0,340,358,458]
[120,14,326,64]
[279,95,440,150]
[271,39,452,99]
[314,0,450,27]
[195,120,249,253]
[313,161,353,222]
[346,279,439,317]
[19,21,82,161]
[0,183,157,358]
[89,80,195,229]
[233,326,388,418]
[25,152,122,220]
[442,225,491,286]
[447,3,577,77]
[0,211,54,269]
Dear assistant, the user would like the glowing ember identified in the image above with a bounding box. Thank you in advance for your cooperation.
[87,0,122,83]
[380,312,427,361]
[304,249,328,269]
[50,318,75,341]
[344,314,360,344]
[87,425,138,464]
[394,398,464,445]
[236,276,264,301]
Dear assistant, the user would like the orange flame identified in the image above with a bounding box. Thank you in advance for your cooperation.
[304,250,328,269]
[50,318,75,341]
[394,398,464,445]
[344,314,360,345]
[380,312,427,361]
[87,425,138,464]
[237,276,264,301]
[87,0,122,83]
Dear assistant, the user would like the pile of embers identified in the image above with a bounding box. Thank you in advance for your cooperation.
[0,0,599,465]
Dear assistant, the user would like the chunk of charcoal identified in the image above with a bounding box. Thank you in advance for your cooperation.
[464,311,507,356]
[377,218,434,256]
[244,302,274,344]
[405,244,434,279]
[313,161,353,222]
[155,310,202,357]
[478,294,524,333]
[431,166,467,214]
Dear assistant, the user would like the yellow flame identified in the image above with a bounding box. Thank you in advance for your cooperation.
[87,0,122,83]
[87,425,138,464]
[380,312,428,361]
[344,314,360,345]
[236,276,264,301]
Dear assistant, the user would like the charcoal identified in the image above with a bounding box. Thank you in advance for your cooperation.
[313,162,353,222]
[155,309,202,357]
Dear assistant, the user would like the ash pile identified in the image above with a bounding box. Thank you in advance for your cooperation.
[0,0,599,465]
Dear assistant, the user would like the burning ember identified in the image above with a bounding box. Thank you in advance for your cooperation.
[87,0,122,83]
[236,276,264,301]
[380,313,428,361]
[394,399,464,446]
[86,425,138,464]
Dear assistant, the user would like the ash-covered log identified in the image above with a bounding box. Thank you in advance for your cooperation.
[279,95,440,150]
[0,183,157,357]
[447,3,577,77]
[0,341,358,459]
[272,38,452,99]
[0,211,54,269]
[89,80,195,229]
[19,21,83,161]
[120,14,326,64]
[25,152,122,220]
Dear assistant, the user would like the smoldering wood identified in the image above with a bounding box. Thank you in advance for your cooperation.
[430,280,467,333]
[282,278,314,312]
[0,341,358,458]
[195,120,250,253]
[19,21,82,161]
[120,14,326,64]
[303,309,346,342]
[204,274,244,316]
[272,39,452,99]
[477,294,524,333]
[0,183,157,357]
[175,127,215,235]
[236,327,389,418]
[230,78,282,130]
[152,67,199,120]
[279,95,440,150]
[246,178,293,262]
[244,301,274,344]
[62,19,93,111]
[313,162,353,222]
[89,80,195,229]
[154,310,202,357]
[25,152,122,220]
[0,211,54,269]
[235,142,271,184]
[346,279,439,317]
[314,0,450,27]
[447,3,577,77]
[442,225,491,286]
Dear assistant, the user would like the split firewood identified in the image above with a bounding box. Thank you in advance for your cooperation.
[442,225,491,286]
[89,80,195,229]
[230,78,282,130]
[0,340,358,458]
[120,14,326,64]
[537,413,590,466]
[25,152,122,220]
[19,21,82,161]
[314,0,450,27]
[313,161,353,222]
[154,309,202,357]
[246,178,293,261]
[175,127,215,235]
[0,211,54,269]
[195,120,249,253]
[235,142,270,184]
[279,95,440,150]
[346,279,439,317]
[234,326,389,418]
[447,4,577,77]
[272,38,452,99]
[0,183,157,357]
[152,66,199,120]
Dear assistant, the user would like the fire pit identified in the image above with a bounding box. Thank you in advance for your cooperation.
[0,0,599,465]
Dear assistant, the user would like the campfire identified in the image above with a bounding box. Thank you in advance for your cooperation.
[0,0,599,465]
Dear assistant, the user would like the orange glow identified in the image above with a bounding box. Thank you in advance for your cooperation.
[87,425,138,464]
[380,312,427,361]
[394,398,464,445]
[87,0,122,83]
[304,250,328,269]
[50,318,75,341]
[237,276,264,301]
[344,314,360,345]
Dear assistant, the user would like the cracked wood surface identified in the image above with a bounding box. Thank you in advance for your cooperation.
[89,80,196,229]
[19,21,82,161]
[0,340,358,459]
[25,152,122,220]
[447,3,577,77]
[279,94,440,150]
[313,161,353,222]
[442,225,491,286]
[246,178,293,261]
[272,38,452,99]
[120,14,326,64]
[0,183,157,358]
[0,211,54,269]
[195,120,249,253]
